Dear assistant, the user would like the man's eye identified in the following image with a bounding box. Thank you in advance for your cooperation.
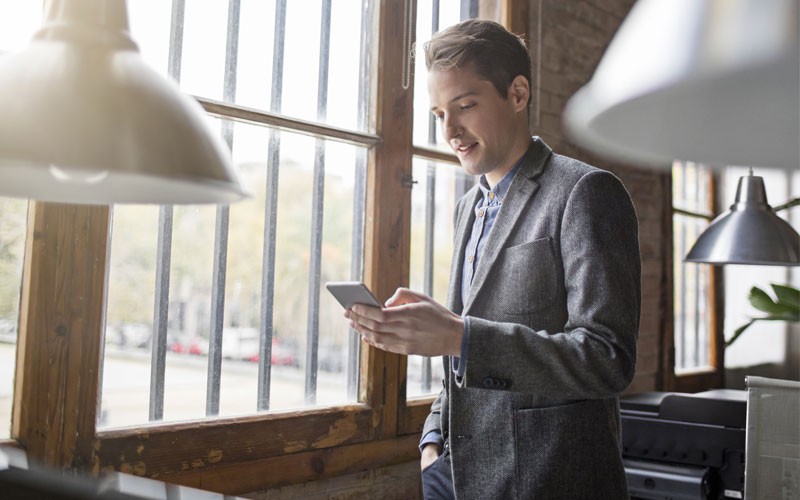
[460,103,476,111]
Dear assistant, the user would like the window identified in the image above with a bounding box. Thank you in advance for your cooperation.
[671,161,723,389]
[9,0,449,490]
[0,198,26,440]
[99,0,374,428]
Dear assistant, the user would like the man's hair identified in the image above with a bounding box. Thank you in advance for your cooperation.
[423,19,532,108]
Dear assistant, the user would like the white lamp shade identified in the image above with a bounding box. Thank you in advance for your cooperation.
[563,0,800,170]
[0,0,247,204]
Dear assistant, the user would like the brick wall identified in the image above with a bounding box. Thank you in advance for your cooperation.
[526,0,672,392]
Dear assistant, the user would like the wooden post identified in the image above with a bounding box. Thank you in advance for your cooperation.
[361,0,416,439]
[13,202,110,470]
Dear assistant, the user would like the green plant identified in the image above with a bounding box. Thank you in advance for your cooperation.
[728,283,800,347]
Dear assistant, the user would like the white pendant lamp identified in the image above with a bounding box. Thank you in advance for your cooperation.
[0,0,247,204]
[563,0,799,170]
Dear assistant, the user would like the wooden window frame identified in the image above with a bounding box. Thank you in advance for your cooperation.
[664,167,725,393]
[7,1,424,495]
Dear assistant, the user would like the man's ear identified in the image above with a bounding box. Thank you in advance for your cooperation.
[508,75,530,112]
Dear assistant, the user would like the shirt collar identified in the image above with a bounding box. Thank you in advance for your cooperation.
[477,156,524,203]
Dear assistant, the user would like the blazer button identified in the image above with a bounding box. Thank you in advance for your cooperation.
[482,377,494,388]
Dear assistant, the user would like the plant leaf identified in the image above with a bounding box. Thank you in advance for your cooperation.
[727,319,755,347]
[771,283,800,311]
[748,286,796,315]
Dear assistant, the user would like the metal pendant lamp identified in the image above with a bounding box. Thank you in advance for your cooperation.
[685,172,800,266]
[563,0,799,170]
[0,0,247,204]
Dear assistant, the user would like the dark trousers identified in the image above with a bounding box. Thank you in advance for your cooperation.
[421,449,455,500]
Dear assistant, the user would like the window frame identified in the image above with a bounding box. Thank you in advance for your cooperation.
[666,165,725,393]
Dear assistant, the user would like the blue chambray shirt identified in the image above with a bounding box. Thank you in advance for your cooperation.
[452,160,522,377]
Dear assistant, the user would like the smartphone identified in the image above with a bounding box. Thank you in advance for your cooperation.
[325,281,382,309]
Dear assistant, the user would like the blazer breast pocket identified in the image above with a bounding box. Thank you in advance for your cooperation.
[495,237,559,314]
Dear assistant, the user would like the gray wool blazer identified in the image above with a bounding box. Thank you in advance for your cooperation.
[422,137,641,499]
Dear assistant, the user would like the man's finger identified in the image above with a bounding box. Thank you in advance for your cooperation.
[384,287,426,307]
[350,303,384,321]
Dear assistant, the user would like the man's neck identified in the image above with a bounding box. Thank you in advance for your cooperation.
[484,135,531,188]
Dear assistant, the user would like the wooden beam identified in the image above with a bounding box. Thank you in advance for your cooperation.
[93,405,374,478]
[12,202,109,470]
[158,434,421,495]
[503,0,531,46]
[361,0,417,437]
[398,397,434,436]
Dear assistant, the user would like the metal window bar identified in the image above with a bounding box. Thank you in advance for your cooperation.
[305,0,333,405]
[418,0,441,395]
[206,0,241,417]
[257,0,287,412]
[347,0,374,400]
[149,0,185,422]
[451,0,478,200]
[693,167,701,368]
[678,162,687,370]
[460,0,478,20]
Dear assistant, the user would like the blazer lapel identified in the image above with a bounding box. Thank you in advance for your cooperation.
[462,138,552,315]
[447,185,482,314]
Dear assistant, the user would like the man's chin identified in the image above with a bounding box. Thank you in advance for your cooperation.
[461,163,488,177]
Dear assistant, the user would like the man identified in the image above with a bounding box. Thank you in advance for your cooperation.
[347,19,640,499]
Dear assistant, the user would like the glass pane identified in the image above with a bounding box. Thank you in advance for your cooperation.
[673,213,714,373]
[128,0,371,132]
[0,198,27,439]
[127,0,172,75]
[100,121,365,429]
[235,0,277,110]
[407,157,471,398]
[412,0,463,148]
[0,1,42,54]
[180,0,229,99]
[672,160,712,215]
[672,161,715,373]
[0,0,40,441]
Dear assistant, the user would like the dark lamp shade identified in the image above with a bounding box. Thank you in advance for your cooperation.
[685,175,799,266]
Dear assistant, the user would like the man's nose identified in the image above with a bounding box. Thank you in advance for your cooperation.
[442,115,462,141]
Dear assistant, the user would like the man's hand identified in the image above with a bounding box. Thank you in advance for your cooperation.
[345,288,463,357]
[420,443,442,471]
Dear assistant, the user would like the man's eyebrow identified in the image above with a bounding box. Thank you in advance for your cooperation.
[430,91,478,112]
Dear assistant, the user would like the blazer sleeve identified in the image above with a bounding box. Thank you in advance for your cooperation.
[456,170,641,400]
[421,388,444,441]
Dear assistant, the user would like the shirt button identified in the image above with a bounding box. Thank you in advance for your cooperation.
[467,255,474,263]
[478,209,485,217]
[488,192,495,200]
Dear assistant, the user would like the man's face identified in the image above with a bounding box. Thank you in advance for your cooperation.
[428,66,524,180]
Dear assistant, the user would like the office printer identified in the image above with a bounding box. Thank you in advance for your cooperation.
[620,389,746,500]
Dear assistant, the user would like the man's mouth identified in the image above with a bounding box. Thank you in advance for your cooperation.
[455,142,477,155]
